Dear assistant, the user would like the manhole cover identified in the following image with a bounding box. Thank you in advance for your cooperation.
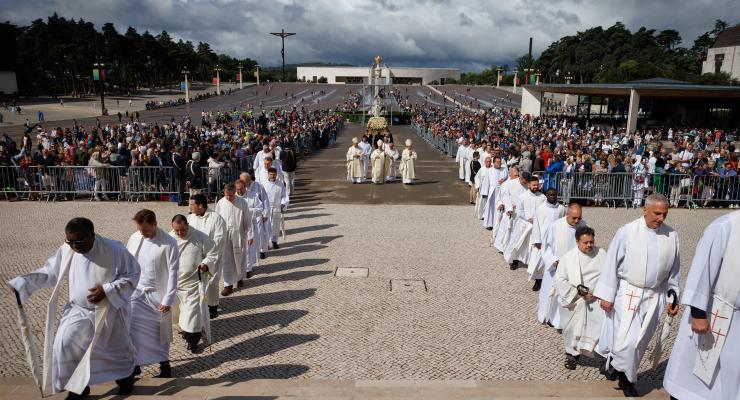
[390,279,427,292]
[335,267,369,278]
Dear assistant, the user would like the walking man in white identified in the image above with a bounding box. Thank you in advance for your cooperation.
[527,188,566,292]
[594,194,680,397]
[127,209,179,379]
[663,210,740,400]
[359,136,372,180]
[346,138,364,183]
[235,179,260,276]
[493,168,527,252]
[187,194,226,318]
[482,156,508,229]
[504,175,545,270]
[263,167,289,249]
[7,218,139,399]
[170,214,218,353]
[215,183,253,295]
[554,226,607,370]
[400,139,417,184]
[456,139,470,181]
[474,156,492,220]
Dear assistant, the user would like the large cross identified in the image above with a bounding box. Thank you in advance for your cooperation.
[710,308,729,348]
[625,290,640,312]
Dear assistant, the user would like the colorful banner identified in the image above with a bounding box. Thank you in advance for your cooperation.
[236,73,241,81]
[180,81,187,91]
[212,77,219,84]
[92,68,99,81]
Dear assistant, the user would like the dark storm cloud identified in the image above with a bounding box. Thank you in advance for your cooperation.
[1,0,738,71]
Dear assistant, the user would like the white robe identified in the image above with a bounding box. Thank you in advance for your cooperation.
[215,196,253,285]
[127,228,180,366]
[503,190,545,265]
[664,211,740,400]
[243,181,270,267]
[555,246,607,357]
[493,179,526,252]
[400,149,417,183]
[187,210,226,307]
[370,149,389,184]
[385,148,399,180]
[263,179,289,243]
[171,229,218,334]
[593,218,681,383]
[482,167,507,228]
[474,165,491,220]
[359,141,372,178]
[537,217,588,328]
[8,236,139,393]
[526,202,566,281]
[346,146,364,182]
[456,144,470,180]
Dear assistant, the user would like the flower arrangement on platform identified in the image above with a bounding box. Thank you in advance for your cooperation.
[367,116,387,131]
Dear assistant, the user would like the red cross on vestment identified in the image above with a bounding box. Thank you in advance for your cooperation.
[625,290,640,312]
[710,308,729,348]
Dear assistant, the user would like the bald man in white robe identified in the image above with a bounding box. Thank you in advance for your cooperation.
[474,157,492,220]
[527,188,566,291]
[187,194,226,318]
[493,169,527,252]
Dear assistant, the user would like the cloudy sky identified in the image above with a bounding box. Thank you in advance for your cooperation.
[2,0,739,71]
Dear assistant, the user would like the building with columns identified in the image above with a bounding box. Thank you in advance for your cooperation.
[296,66,460,85]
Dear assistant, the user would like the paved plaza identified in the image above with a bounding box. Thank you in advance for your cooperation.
[0,124,731,395]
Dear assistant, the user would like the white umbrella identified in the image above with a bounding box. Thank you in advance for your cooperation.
[198,271,212,345]
[652,289,679,369]
[13,290,44,397]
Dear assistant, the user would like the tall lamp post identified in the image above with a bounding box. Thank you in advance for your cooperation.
[496,66,503,88]
[237,63,243,90]
[513,69,519,91]
[535,69,541,85]
[254,64,261,85]
[92,62,106,115]
[214,64,222,95]
[182,67,190,103]
[564,72,574,108]
[270,29,296,82]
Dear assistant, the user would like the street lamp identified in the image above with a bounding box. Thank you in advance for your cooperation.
[535,69,541,85]
[182,67,190,103]
[237,63,243,90]
[513,69,519,90]
[214,64,222,95]
[496,66,503,88]
[254,64,260,85]
[92,62,106,115]
[564,72,574,109]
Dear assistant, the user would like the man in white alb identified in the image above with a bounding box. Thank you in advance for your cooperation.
[482,156,508,229]
[400,139,417,184]
[127,209,179,378]
[215,183,253,296]
[263,167,289,249]
[456,139,470,181]
[474,156,492,220]
[235,179,260,277]
[187,194,226,318]
[527,188,566,292]
[346,138,364,183]
[504,175,545,270]
[493,168,527,252]
[358,136,372,179]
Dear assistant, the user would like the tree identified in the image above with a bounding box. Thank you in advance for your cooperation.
[656,29,682,51]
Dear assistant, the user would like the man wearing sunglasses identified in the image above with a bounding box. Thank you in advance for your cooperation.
[7,217,140,399]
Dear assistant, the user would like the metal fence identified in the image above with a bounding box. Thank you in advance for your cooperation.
[413,124,458,158]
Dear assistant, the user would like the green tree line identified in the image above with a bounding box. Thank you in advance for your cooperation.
[461,20,736,86]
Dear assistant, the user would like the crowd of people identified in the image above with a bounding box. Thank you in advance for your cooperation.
[345,131,417,184]
[0,105,343,202]
[413,105,740,208]
[460,156,737,399]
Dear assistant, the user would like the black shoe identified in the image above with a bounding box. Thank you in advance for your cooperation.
[116,375,135,395]
[66,386,90,400]
[546,321,554,328]
[617,372,639,397]
[556,329,563,334]
[509,262,517,270]
[565,354,578,370]
[485,227,493,231]
[532,279,542,292]
[132,365,142,376]
[209,305,218,319]
[272,242,279,249]
[158,361,172,378]
[260,252,266,259]
[601,362,618,381]
[236,280,245,288]
[246,270,254,279]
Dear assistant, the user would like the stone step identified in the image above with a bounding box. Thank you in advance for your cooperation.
[0,377,668,399]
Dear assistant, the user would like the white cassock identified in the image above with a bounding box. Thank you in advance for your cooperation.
[257,165,284,187]
[252,182,272,254]
[526,201,566,281]
[493,179,526,252]
[474,165,490,220]
[400,149,417,184]
[482,167,508,229]
[370,149,387,184]
[171,228,218,334]
[263,179,289,243]
[593,217,680,383]
[464,146,474,184]
[359,141,372,178]
[346,146,364,183]
[243,181,269,266]
[252,149,268,172]
[538,217,588,328]
[8,236,139,394]
[503,190,545,265]
[385,147,399,181]
[187,210,226,307]
[455,144,469,180]
[555,246,607,357]
[664,210,740,400]
[127,228,179,366]
[215,196,253,286]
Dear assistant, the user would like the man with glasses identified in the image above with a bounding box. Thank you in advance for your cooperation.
[8,218,140,399]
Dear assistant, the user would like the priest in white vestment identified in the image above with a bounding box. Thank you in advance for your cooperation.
[455,139,470,181]
[7,218,139,398]
[187,194,226,318]
[239,172,270,268]
[215,183,253,296]
[370,140,390,184]
[474,157,492,220]
[256,156,283,187]
[504,175,545,269]
[346,138,364,183]
[359,136,372,179]
[526,188,566,291]
[127,209,180,378]
[594,194,680,397]
[263,167,289,248]
[537,203,587,329]
[554,226,607,370]
[235,179,260,278]
[664,210,740,400]
[400,139,417,184]
[482,157,508,229]
[493,168,527,252]
[385,143,400,181]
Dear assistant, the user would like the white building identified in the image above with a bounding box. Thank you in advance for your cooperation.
[296,65,460,85]
[702,24,740,79]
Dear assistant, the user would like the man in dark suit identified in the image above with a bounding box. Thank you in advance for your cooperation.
[171,145,187,206]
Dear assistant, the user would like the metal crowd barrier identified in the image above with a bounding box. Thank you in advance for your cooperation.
[412,123,457,158]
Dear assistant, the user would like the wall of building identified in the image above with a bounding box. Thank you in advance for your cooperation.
[296,66,460,85]
[0,71,17,94]
[702,46,740,79]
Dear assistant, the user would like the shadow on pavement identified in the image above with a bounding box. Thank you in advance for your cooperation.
[218,289,317,316]
[286,223,337,235]
[268,244,327,257]
[247,270,333,289]
[280,235,343,248]
[211,309,309,342]
[254,257,330,275]
[284,212,332,221]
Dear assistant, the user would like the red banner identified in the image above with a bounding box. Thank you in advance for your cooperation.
[212,77,220,84]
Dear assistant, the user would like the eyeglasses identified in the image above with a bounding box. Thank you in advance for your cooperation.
[64,238,85,246]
